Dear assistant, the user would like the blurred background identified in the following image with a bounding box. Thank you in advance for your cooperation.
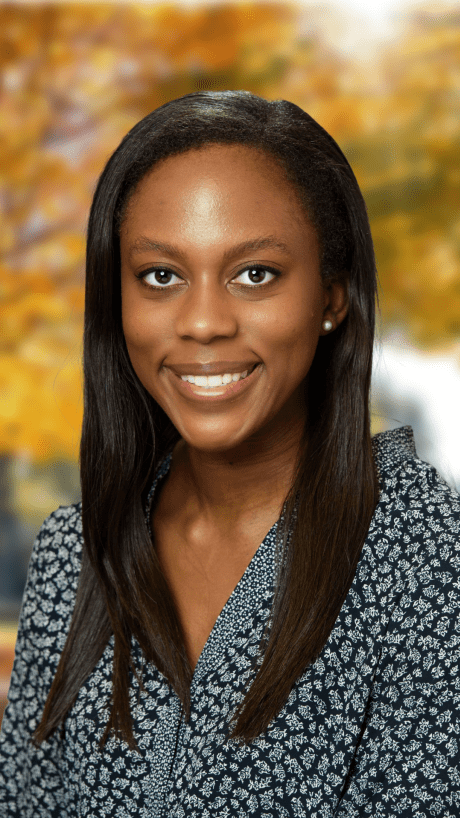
[1,0,460,723]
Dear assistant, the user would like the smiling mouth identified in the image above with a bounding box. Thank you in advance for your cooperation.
[178,364,258,389]
[169,362,261,401]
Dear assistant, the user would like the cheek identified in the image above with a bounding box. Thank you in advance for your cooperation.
[254,297,321,366]
[121,287,141,348]
[121,292,169,356]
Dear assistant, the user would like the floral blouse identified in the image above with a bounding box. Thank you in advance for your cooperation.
[1,426,459,817]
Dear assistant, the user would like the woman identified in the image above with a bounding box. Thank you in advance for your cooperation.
[1,90,459,817]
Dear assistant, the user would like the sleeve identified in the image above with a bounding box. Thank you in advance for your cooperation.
[0,507,81,817]
[336,485,460,817]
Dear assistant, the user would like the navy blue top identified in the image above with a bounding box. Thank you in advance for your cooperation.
[1,427,460,817]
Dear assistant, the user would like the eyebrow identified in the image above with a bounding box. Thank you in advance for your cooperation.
[128,235,291,262]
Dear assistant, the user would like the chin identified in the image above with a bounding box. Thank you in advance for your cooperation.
[183,435,246,454]
[178,424,257,455]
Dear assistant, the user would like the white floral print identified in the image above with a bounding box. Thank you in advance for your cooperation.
[0,427,459,816]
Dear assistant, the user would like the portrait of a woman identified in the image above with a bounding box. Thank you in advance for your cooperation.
[1,90,459,816]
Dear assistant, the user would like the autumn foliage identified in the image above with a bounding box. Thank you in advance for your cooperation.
[1,2,460,465]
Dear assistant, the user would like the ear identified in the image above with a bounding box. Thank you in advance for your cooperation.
[320,279,348,335]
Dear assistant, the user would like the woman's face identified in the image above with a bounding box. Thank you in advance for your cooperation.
[120,144,347,453]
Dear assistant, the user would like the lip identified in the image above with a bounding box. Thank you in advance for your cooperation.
[166,360,260,377]
[166,362,261,403]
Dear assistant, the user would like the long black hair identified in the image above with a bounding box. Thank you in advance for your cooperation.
[35,90,379,748]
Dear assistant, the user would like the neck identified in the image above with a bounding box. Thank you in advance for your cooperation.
[172,412,305,532]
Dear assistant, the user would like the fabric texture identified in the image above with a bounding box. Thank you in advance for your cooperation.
[0,426,459,817]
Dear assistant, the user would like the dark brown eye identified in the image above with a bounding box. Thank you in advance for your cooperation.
[248,269,266,283]
[142,269,183,288]
[154,270,173,284]
[233,267,278,286]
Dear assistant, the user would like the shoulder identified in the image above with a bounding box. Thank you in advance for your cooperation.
[0,504,84,809]
[361,427,460,636]
[27,501,83,592]
[0,502,84,733]
[372,425,460,537]
[367,427,460,643]
[20,502,83,667]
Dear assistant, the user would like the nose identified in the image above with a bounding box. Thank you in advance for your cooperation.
[175,279,238,344]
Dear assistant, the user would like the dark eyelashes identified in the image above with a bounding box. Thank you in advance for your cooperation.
[135,264,282,289]
[134,268,177,285]
[236,265,282,285]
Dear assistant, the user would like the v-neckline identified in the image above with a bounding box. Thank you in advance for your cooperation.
[189,515,280,686]
[145,450,283,685]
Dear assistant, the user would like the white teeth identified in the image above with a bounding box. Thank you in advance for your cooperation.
[181,369,251,388]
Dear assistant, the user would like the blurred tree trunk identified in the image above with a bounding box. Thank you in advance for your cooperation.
[0,456,27,607]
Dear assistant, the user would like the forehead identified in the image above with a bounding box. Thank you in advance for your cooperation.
[122,144,309,229]
[120,144,320,273]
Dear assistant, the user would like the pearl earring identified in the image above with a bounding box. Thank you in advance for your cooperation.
[322,319,333,332]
